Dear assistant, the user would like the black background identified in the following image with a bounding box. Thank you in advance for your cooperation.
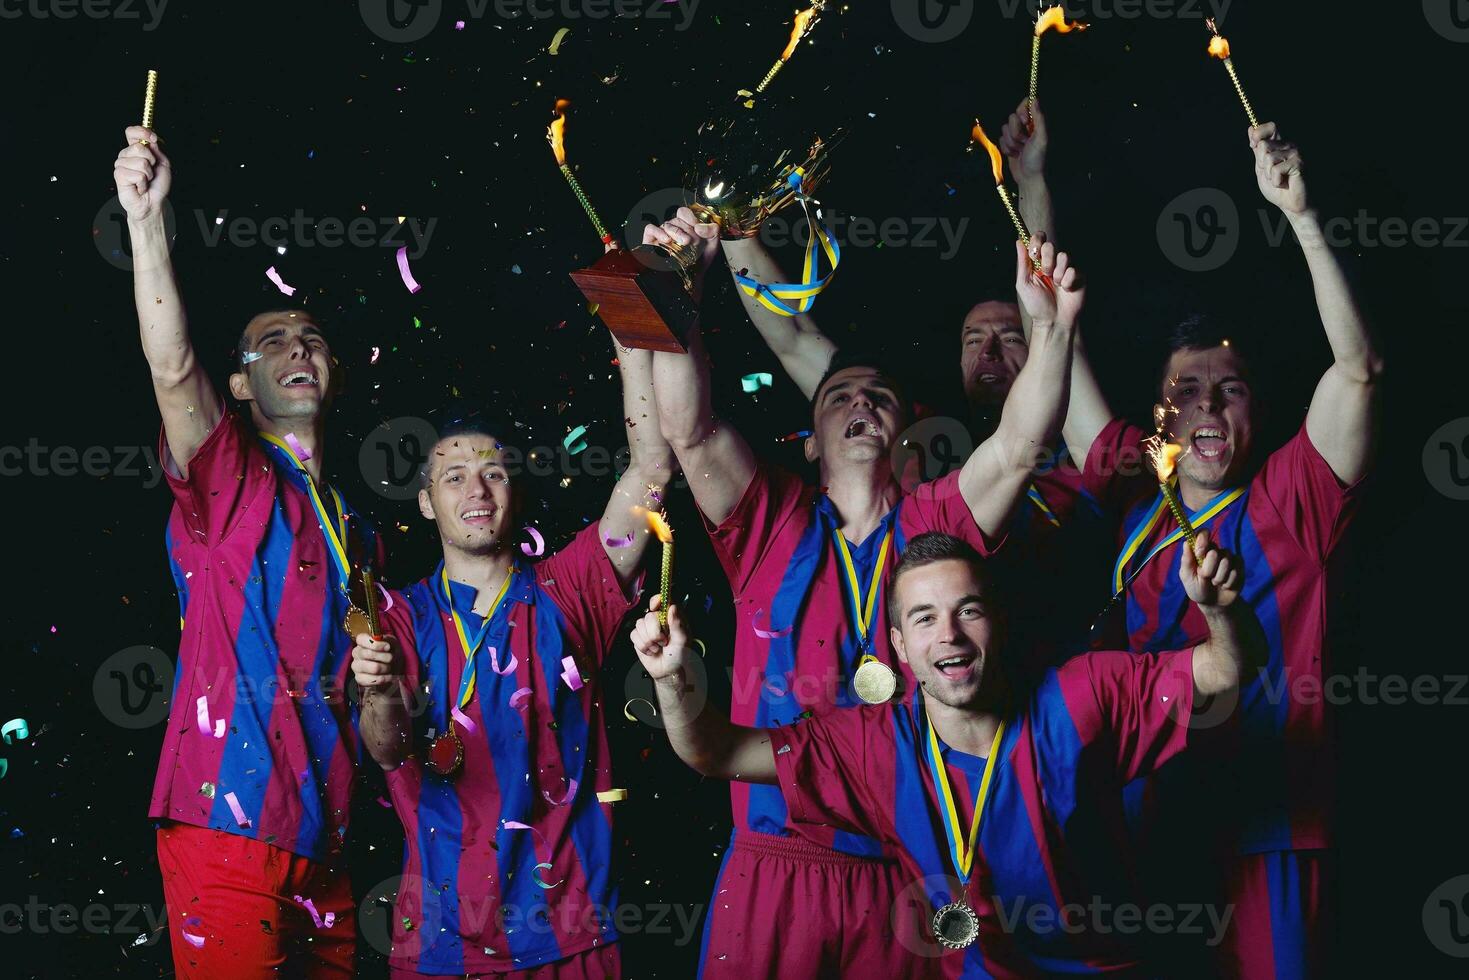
[2,0,1467,975]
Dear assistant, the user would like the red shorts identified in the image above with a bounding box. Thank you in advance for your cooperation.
[390,944,620,979]
[697,832,940,980]
[156,821,355,978]
[1218,850,1329,980]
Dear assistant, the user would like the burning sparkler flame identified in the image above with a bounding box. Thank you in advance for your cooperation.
[1146,438,1186,481]
[1035,5,1087,36]
[547,99,571,165]
[643,508,674,544]
[781,1,826,61]
[1207,34,1231,60]
[970,120,1004,186]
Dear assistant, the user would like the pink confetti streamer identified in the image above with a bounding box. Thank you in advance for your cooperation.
[509,687,533,710]
[604,533,635,548]
[520,526,545,557]
[502,819,545,847]
[181,930,205,948]
[487,645,518,676]
[753,614,795,639]
[451,705,476,734]
[284,432,311,462]
[223,791,252,829]
[265,265,297,296]
[376,582,394,611]
[542,778,578,807]
[395,246,423,294]
[560,656,584,691]
[293,895,337,929]
[195,696,225,739]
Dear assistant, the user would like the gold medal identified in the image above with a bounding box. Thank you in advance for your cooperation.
[344,565,382,639]
[853,655,897,704]
[931,901,980,949]
[426,727,465,778]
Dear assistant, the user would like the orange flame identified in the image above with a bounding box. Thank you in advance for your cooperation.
[781,2,823,61]
[970,120,1004,186]
[1155,442,1184,480]
[1205,18,1231,59]
[547,98,571,166]
[644,509,674,543]
[1035,5,1086,36]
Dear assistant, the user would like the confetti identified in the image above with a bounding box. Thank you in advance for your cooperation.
[509,687,533,710]
[548,27,571,55]
[395,246,423,294]
[741,372,774,393]
[241,351,264,364]
[753,617,794,639]
[596,788,628,803]
[293,895,336,929]
[451,706,476,734]
[560,656,584,691]
[542,777,577,806]
[604,533,635,548]
[370,346,381,364]
[532,862,564,889]
[223,791,252,829]
[487,645,518,676]
[265,266,296,297]
[2,719,29,744]
[195,697,225,739]
[520,526,545,557]
[623,698,656,722]
[181,930,205,949]
[284,432,311,462]
[779,430,813,442]
[563,425,589,454]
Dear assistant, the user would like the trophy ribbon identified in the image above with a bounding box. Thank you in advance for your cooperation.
[732,169,841,317]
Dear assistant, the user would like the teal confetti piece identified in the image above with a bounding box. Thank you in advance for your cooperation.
[741,372,773,394]
[563,426,589,455]
[2,719,28,744]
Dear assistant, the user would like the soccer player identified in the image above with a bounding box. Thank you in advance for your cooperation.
[349,348,673,978]
[679,98,1099,668]
[114,127,379,976]
[631,530,1263,978]
[645,209,1083,976]
[1057,123,1381,978]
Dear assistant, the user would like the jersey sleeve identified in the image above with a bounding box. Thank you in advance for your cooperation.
[1080,418,1155,519]
[1254,422,1363,563]
[705,462,810,595]
[898,469,1004,557]
[1055,649,1197,783]
[767,706,898,845]
[161,410,274,546]
[538,523,641,667]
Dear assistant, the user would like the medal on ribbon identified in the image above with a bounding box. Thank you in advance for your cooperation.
[427,566,516,779]
[259,433,353,600]
[833,521,896,704]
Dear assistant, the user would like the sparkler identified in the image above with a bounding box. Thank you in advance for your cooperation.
[969,119,1043,273]
[139,69,159,145]
[1029,6,1086,110]
[753,1,827,95]
[547,99,615,249]
[645,510,675,627]
[1206,19,1258,127]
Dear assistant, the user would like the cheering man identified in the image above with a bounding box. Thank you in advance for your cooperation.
[115,126,378,975]
[646,207,1083,977]
[350,346,673,978]
[632,529,1263,977]
[1057,123,1381,978]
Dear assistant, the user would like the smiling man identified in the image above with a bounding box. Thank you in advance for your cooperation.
[1056,123,1382,978]
[646,209,1082,977]
[632,530,1264,977]
[349,347,673,978]
[114,127,380,976]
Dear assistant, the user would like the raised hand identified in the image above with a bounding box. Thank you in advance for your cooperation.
[114,126,172,223]
[999,97,1048,185]
[352,633,403,693]
[1249,122,1308,216]
[630,594,692,685]
[1179,529,1242,609]
[642,206,721,300]
[1013,231,1083,327]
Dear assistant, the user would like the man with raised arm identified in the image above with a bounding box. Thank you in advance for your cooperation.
[349,351,674,978]
[114,126,378,975]
[1047,122,1381,978]
[687,100,1103,669]
[645,206,1082,976]
[632,529,1264,978]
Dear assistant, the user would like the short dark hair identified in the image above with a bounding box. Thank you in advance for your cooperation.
[886,532,992,625]
[233,310,325,371]
[418,405,516,489]
[1158,313,1249,397]
[810,348,911,419]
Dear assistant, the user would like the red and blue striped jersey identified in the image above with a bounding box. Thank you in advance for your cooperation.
[771,649,1198,978]
[380,525,636,976]
[1084,419,1360,852]
[152,411,384,861]
[709,463,998,856]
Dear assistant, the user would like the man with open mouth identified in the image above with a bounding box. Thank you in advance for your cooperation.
[643,208,1084,977]
[632,529,1263,977]
[347,348,673,978]
[114,126,383,975]
[1053,121,1381,979]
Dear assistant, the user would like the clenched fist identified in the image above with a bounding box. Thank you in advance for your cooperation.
[114,126,172,223]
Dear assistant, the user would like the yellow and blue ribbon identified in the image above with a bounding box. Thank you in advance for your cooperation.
[924,710,1006,883]
[1026,484,1061,528]
[259,433,351,597]
[832,522,894,657]
[733,169,841,317]
[1111,483,1246,595]
[441,566,515,710]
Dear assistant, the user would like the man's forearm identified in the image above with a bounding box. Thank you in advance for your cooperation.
[653,672,775,784]
[1193,602,1267,699]
[129,214,193,384]
[1016,175,1056,245]
[359,683,415,771]
[720,237,837,400]
[1290,211,1381,381]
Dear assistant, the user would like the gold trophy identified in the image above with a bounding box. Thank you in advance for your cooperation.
[568,1,838,351]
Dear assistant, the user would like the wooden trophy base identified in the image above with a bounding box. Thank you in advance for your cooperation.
[569,247,700,353]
